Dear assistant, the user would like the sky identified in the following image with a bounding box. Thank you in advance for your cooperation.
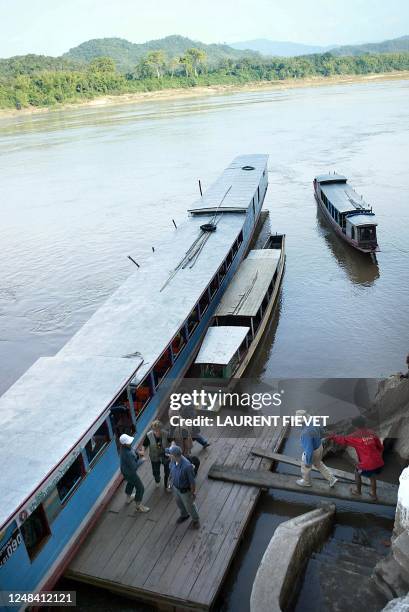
[0,0,408,58]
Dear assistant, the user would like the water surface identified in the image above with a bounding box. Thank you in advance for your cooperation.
[1,80,408,394]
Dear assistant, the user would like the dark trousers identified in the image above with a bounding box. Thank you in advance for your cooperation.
[151,459,170,486]
[125,475,144,503]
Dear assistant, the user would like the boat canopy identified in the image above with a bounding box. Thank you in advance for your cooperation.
[188,154,267,214]
[347,214,378,227]
[315,173,347,185]
[216,249,280,318]
[58,207,245,385]
[0,354,142,530]
[194,326,249,365]
[320,182,372,214]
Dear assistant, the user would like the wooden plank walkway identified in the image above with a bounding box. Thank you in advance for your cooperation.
[67,423,287,611]
[250,448,398,494]
[208,465,398,507]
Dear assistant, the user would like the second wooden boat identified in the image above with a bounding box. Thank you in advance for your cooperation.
[313,173,379,254]
[190,232,285,390]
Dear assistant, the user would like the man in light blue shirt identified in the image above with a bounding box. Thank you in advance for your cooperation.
[166,445,200,528]
[295,411,338,489]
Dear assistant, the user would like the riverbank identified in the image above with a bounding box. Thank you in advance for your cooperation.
[1,71,409,119]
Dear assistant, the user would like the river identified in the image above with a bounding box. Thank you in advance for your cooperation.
[1,78,409,395]
[1,78,408,611]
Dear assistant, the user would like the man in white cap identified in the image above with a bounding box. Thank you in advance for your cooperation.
[295,410,338,489]
[119,434,149,512]
[166,445,200,528]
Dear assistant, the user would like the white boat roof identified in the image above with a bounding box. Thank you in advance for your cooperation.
[188,154,267,214]
[320,182,372,214]
[347,214,378,227]
[216,249,280,318]
[316,173,347,184]
[0,355,142,530]
[194,326,249,365]
[59,210,245,384]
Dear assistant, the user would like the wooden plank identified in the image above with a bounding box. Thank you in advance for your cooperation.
[68,424,286,611]
[192,484,259,604]
[208,465,398,507]
[250,447,397,493]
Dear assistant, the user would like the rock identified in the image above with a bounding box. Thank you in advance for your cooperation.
[382,594,409,611]
[374,554,409,600]
[395,468,409,538]
[374,376,409,461]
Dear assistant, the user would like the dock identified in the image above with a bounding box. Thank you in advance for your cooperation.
[67,423,286,611]
[208,465,398,507]
[250,448,398,495]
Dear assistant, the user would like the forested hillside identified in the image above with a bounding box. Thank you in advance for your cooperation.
[63,35,259,71]
[1,39,409,111]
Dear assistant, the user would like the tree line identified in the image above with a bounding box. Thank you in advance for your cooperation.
[1,48,409,110]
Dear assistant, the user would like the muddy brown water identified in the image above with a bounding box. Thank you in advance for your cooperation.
[1,79,408,610]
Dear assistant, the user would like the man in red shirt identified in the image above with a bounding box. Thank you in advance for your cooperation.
[328,417,384,501]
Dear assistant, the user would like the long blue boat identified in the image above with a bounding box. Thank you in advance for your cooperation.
[0,155,269,606]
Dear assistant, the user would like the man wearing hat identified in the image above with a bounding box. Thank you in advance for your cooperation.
[166,445,200,528]
[295,410,338,489]
[119,434,150,512]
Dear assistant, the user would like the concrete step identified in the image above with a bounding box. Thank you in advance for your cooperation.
[312,551,373,577]
[294,558,388,612]
[320,539,383,568]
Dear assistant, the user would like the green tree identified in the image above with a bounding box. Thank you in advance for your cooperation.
[178,54,192,77]
[185,48,207,76]
[145,50,166,79]
[168,56,180,78]
[88,57,116,73]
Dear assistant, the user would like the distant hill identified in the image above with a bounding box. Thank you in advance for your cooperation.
[229,39,332,57]
[230,35,409,58]
[328,35,409,56]
[63,35,260,71]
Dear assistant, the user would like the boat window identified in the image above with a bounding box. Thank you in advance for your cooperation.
[43,487,63,524]
[171,328,187,359]
[56,455,85,504]
[351,226,356,240]
[110,403,135,439]
[359,226,376,242]
[153,347,172,387]
[199,289,210,316]
[210,274,219,297]
[85,421,110,465]
[239,337,248,356]
[202,363,224,378]
[20,504,51,561]
[257,186,260,202]
[252,198,255,216]
[187,305,200,337]
[253,311,262,333]
[218,261,227,283]
[262,293,269,310]
[226,249,233,269]
[134,376,153,414]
